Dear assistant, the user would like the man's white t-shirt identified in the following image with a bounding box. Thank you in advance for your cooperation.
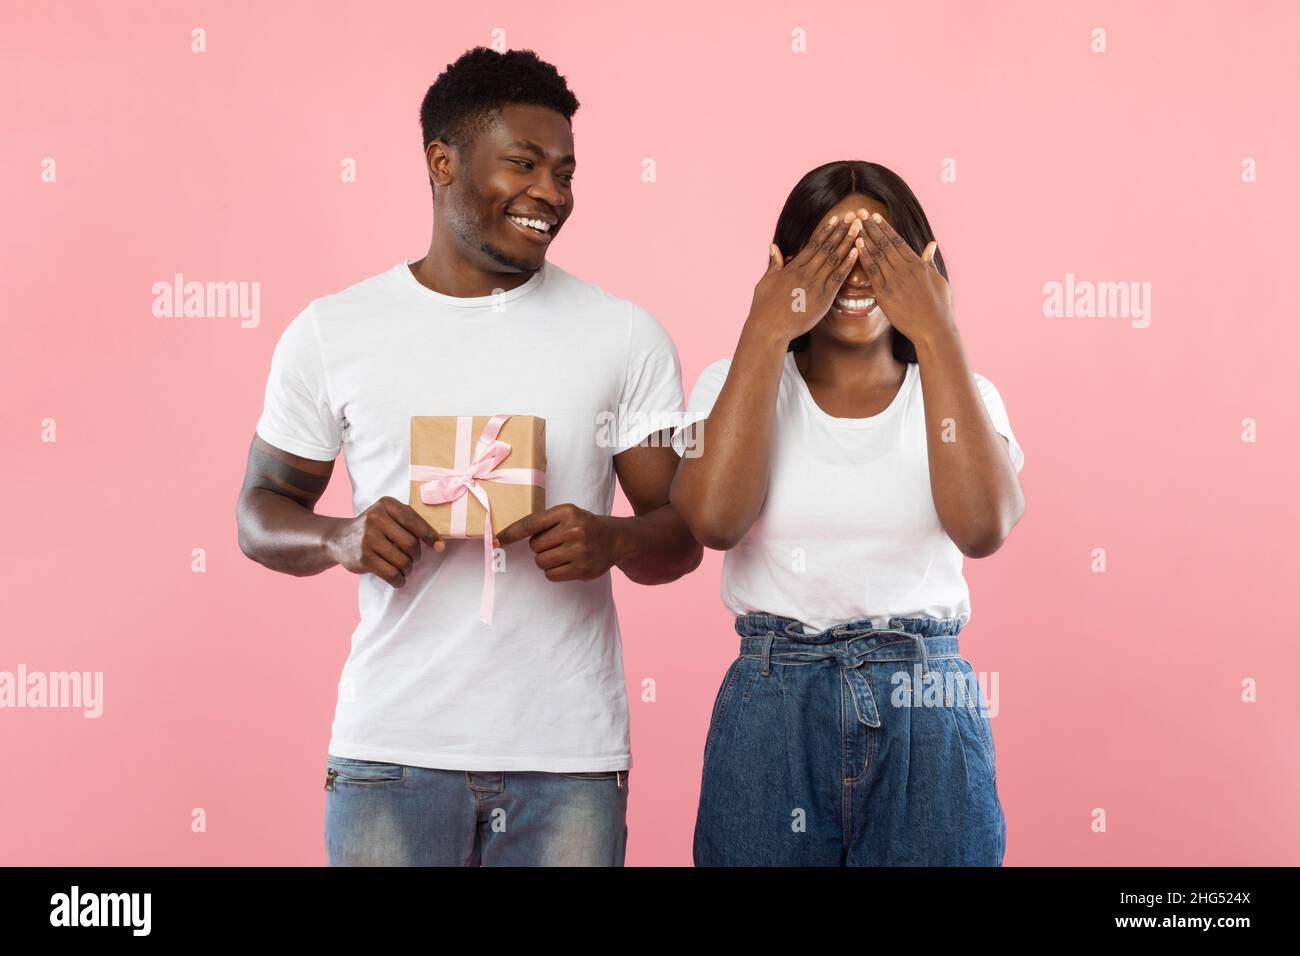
[671,351,1024,633]
[255,259,684,772]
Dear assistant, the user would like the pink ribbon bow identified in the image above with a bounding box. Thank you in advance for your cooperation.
[409,414,545,625]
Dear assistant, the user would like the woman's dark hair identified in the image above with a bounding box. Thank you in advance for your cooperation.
[773,161,947,363]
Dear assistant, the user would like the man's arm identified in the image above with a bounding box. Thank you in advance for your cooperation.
[236,434,442,587]
[494,429,702,586]
[608,430,704,585]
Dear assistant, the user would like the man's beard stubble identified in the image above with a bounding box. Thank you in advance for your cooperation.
[447,177,540,274]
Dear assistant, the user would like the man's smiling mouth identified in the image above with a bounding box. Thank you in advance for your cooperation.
[506,212,555,239]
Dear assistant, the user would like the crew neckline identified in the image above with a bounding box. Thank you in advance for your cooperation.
[786,350,915,428]
[398,258,548,308]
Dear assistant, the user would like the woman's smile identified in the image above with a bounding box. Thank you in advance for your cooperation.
[832,291,878,317]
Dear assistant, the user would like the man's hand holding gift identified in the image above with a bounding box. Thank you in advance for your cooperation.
[326,496,445,589]
[495,503,631,582]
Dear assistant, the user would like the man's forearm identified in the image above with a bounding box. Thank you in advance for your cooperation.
[237,488,346,576]
[608,505,703,585]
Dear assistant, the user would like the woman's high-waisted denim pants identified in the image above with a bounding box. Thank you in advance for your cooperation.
[693,612,1005,866]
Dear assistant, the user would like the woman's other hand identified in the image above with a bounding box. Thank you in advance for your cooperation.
[855,210,954,347]
[746,213,861,345]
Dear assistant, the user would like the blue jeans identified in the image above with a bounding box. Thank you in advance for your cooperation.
[323,757,629,866]
[694,612,1005,866]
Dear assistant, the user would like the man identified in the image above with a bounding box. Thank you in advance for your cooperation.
[236,47,701,866]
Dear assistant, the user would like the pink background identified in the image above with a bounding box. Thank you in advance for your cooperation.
[3,0,1298,866]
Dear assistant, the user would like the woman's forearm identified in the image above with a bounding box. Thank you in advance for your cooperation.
[913,323,1025,557]
[670,317,788,550]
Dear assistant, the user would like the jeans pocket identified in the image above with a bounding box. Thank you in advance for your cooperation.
[702,657,747,769]
[557,770,624,781]
[949,659,996,774]
[325,755,406,788]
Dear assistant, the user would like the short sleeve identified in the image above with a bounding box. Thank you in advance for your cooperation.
[254,302,342,461]
[973,372,1024,474]
[670,358,732,457]
[610,302,685,454]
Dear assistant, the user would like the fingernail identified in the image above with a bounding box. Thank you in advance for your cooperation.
[871,213,883,223]
[829,215,839,225]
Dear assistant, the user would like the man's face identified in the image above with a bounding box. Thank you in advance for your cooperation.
[438,103,575,274]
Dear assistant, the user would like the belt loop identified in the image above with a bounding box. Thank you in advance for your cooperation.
[915,632,931,678]
[760,632,775,677]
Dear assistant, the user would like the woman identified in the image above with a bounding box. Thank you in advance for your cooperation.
[669,161,1025,866]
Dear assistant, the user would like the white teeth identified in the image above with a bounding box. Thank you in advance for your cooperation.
[507,215,551,233]
[836,296,876,310]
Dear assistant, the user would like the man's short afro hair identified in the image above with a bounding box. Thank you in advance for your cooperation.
[419,47,580,156]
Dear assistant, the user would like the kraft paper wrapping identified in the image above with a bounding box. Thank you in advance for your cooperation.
[408,415,547,537]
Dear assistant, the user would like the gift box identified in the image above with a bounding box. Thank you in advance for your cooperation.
[408,414,547,537]
[407,414,547,626]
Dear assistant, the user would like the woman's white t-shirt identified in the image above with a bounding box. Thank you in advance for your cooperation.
[671,351,1024,632]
